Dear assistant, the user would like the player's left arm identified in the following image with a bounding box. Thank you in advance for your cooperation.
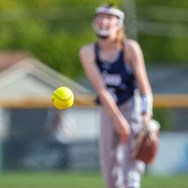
[126,40,153,124]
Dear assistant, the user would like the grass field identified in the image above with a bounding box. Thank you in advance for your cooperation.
[0,171,188,188]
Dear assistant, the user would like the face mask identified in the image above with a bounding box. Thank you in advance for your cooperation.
[93,6,125,38]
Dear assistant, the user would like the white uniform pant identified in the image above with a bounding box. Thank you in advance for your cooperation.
[99,93,145,188]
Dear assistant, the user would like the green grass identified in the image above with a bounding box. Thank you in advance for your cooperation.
[0,171,188,188]
[142,174,188,188]
[0,171,104,188]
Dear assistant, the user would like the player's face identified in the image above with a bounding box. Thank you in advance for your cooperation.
[93,13,120,38]
[95,13,119,30]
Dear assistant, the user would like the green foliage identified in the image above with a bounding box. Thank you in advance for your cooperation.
[137,0,188,7]
[139,36,188,63]
[0,1,187,79]
[0,0,120,79]
[136,1,188,64]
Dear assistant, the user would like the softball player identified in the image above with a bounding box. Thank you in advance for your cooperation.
[79,3,153,188]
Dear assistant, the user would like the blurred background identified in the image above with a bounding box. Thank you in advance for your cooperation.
[0,0,188,187]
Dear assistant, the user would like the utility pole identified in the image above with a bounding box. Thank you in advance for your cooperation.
[121,0,137,40]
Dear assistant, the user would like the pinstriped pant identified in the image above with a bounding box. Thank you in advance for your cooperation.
[99,92,145,188]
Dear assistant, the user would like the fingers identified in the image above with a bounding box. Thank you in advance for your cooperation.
[120,136,128,143]
[142,113,152,126]
[117,124,130,143]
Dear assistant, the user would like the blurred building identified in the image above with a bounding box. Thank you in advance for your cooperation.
[0,52,188,174]
[0,52,99,171]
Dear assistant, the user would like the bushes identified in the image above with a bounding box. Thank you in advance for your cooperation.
[0,0,120,79]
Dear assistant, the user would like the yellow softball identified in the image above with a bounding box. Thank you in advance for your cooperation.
[51,86,74,110]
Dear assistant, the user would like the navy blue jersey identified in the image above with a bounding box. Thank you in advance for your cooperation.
[95,43,136,105]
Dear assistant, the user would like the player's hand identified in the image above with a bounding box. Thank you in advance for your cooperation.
[114,117,130,143]
[142,113,152,127]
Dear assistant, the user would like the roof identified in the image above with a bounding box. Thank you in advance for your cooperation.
[0,52,187,108]
[0,51,92,98]
[0,52,30,71]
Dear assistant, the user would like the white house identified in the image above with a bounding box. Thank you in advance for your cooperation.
[0,51,99,171]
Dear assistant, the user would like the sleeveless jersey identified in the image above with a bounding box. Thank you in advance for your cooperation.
[95,43,136,105]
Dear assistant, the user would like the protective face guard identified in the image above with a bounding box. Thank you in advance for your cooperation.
[93,6,125,38]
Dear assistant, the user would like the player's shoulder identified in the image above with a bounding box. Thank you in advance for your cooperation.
[79,43,95,56]
[124,39,141,50]
[79,43,96,64]
[123,39,142,57]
